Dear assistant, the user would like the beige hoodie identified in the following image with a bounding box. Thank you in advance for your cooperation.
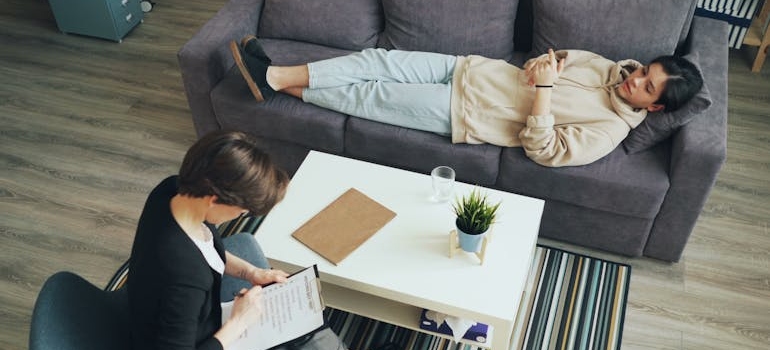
[450,50,646,167]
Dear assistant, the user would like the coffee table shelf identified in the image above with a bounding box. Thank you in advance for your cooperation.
[321,282,494,348]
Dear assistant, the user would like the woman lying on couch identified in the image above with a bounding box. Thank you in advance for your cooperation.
[230,37,703,167]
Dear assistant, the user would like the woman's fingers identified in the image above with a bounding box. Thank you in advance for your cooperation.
[525,49,562,86]
[229,286,264,328]
[270,269,289,283]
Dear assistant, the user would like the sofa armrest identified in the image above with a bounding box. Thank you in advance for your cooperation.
[178,0,265,137]
[644,16,728,261]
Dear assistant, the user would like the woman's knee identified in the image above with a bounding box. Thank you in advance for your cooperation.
[223,232,269,269]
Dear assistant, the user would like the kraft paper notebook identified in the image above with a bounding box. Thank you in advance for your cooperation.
[292,188,396,265]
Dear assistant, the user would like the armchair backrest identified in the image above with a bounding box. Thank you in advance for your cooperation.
[30,271,130,350]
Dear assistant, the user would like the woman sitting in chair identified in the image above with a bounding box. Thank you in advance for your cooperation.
[127,131,344,349]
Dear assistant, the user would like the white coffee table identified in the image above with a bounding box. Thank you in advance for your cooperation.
[256,151,544,349]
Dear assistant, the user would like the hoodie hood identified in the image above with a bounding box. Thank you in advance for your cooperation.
[608,59,648,129]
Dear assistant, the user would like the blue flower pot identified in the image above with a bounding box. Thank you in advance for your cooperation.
[457,228,486,253]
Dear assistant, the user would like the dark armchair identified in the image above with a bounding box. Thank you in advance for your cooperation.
[29,271,129,350]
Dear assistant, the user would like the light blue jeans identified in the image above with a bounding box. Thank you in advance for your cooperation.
[303,48,456,135]
[220,232,269,302]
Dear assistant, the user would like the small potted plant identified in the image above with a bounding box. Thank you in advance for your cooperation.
[452,188,501,252]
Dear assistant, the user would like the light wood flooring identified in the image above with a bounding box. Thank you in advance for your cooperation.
[1,1,769,349]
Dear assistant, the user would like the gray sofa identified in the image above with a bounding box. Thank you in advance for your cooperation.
[178,0,728,262]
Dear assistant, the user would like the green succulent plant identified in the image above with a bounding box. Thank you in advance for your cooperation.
[452,188,501,235]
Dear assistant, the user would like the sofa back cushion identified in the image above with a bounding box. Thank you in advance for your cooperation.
[377,0,519,60]
[531,0,697,63]
[258,0,382,50]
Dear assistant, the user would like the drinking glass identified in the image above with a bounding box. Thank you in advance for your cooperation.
[431,166,455,202]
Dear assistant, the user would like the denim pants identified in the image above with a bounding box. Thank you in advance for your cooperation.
[303,48,456,135]
[220,232,270,302]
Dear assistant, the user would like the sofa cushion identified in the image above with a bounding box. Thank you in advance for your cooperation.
[211,40,358,153]
[531,0,696,63]
[376,0,519,60]
[252,38,357,66]
[345,118,501,186]
[212,68,346,153]
[538,200,653,257]
[623,52,712,154]
[497,145,670,218]
[258,0,382,51]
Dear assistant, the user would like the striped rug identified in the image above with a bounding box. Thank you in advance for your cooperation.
[323,246,631,350]
[109,217,631,350]
[514,246,630,350]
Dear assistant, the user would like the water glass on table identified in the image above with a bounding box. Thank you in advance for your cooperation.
[431,166,455,202]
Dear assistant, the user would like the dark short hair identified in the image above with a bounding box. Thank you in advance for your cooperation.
[177,130,289,215]
[650,55,704,112]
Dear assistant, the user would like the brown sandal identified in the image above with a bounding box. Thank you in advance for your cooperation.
[229,40,270,102]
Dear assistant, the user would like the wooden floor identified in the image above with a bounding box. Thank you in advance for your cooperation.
[1,1,768,349]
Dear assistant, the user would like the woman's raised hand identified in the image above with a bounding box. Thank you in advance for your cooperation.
[525,49,565,87]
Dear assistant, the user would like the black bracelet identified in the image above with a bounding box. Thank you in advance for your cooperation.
[535,85,553,88]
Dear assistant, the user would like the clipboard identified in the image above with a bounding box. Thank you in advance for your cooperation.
[292,188,396,265]
[221,265,325,350]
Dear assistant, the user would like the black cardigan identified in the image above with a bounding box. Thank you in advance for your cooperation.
[128,176,226,350]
